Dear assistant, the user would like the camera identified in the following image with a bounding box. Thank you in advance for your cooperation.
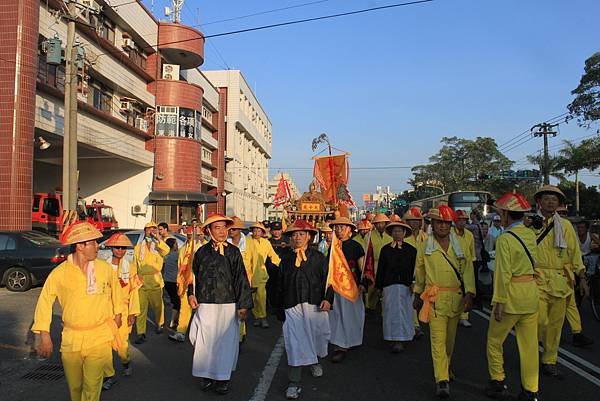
[526,213,544,230]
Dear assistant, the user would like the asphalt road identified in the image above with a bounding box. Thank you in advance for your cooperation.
[2,287,600,401]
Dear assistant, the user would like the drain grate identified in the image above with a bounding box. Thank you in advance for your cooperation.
[21,363,64,381]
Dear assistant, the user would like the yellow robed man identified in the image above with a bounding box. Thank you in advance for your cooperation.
[134,221,170,342]
[367,213,392,310]
[532,185,587,378]
[32,222,124,401]
[452,209,477,328]
[246,221,281,328]
[103,233,141,388]
[404,207,428,337]
[353,219,372,252]
[414,206,475,399]
[485,192,539,401]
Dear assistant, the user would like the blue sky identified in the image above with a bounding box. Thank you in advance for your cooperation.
[144,0,600,196]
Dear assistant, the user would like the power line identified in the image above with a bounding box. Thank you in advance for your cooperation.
[197,0,332,27]
[498,112,569,151]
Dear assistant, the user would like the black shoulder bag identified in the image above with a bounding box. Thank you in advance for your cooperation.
[440,252,466,295]
[536,221,555,246]
[506,231,535,269]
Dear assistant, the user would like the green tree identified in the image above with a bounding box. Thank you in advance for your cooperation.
[568,52,600,128]
[410,136,512,193]
[526,153,565,181]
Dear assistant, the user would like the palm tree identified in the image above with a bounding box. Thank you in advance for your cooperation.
[526,153,565,182]
[558,139,596,215]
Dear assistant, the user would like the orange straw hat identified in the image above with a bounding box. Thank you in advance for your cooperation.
[356,219,372,231]
[494,192,532,212]
[389,214,401,222]
[228,216,246,230]
[201,214,233,232]
[427,205,456,222]
[371,213,390,224]
[105,232,133,248]
[284,219,318,235]
[61,221,103,245]
[320,224,333,233]
[403,207,423,221]
[385,220,413,236]
[249,221,267,234]
[328,216,357,230]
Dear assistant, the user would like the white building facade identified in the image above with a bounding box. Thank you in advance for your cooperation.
[203,70,272,221]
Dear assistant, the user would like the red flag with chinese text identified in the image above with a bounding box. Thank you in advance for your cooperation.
[273,175,292,207]
[313,154,349,203]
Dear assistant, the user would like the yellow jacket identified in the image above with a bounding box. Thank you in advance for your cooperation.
[109,258,141,317]
[32,258,123,352]
[492,223,539,314]
[134,240,170,290]
[533,215,584,298]
[353,233,370,253]
[452,227,476,263]
[371,230,392,271]
[246,235,280,287]
[415,238,476,317]
[228,236,252,283]
[405,230,427,249]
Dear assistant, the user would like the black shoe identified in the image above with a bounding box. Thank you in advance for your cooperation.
[484,380,508,399]
[156,327,164,335]
[435,381,450,398]
[102,376,117,391]
[215,380,230,395]
[541,363,562,378]
[573,333,594,347]
[517,390,539,401]
[134,334,146,344]
[331,350,346,363]
[413,327,424,340]
[199,378,214,391]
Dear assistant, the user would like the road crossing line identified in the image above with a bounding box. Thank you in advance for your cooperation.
[472,309,600,387]
[248,335,285,401]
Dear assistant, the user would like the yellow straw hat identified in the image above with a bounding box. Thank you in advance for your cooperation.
[144,221,158,229]
[201,214,233,232]
[284,219,318,235]
[534,185,566,203]
[385,220,413,236]
[494,192,532,212]
[249,221,267,233]
[228,216,246,230]
[328,216,357,230]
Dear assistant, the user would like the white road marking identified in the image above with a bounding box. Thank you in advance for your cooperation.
[482,307,600,376]
[472,309,600,387]
[249,335,285,401]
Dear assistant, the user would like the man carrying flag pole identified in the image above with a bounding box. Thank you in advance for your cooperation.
[327,216,370,363]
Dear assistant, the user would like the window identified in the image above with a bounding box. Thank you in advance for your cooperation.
[126,47,147,70]
[100,207,114,222]
[32,196,40,213]
[97,17,115,44]
[87,79,112,113]
[202,106,213,121]
[156,106,178,137]
[195,110,202,140]
[154,205,178,224]
[0,235,16,251]
[179,107,195,139]
[179,206,198,226]
[43,198,60,217]
[37,53,65,91]
[22,231,60,246]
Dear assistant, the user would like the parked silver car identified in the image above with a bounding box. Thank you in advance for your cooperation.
[97,230,187,262]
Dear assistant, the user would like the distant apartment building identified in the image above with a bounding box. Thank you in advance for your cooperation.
[203,70,273,222]
[0,0,227,230]
[266,172,301,221]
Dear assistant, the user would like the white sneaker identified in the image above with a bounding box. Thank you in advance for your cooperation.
[286,384,302,399]
[459,319,472,328]
[168,332,186,342]
[309,364,323,378]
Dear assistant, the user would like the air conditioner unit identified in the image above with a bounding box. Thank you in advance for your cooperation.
[162,64,179,80]
[122,38,133,50]
[131,204,146,216]
[135,117,148,132]
[120,101,133,113]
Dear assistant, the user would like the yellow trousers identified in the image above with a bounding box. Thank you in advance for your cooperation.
[252,285,267,319]
[176,293,192,335]
[538,292,567,364]
[240,321,246,341]
[104,320,134,377]
[429,314,460,383]
[366,284,380,310]
[136,288,164,335]
[487,311,539,392]
[566,294,582,334]
[62,341,112,401]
